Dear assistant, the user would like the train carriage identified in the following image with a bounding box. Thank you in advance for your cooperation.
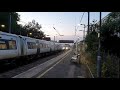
[0,31,21,60]
[0,31,63,61]
[49,41,55,52]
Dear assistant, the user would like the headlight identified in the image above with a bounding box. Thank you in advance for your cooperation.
[66,47,68,49]
[62,47,65,49]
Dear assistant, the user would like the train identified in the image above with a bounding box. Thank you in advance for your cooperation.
[0,31,64,62]
[61,44,71,50]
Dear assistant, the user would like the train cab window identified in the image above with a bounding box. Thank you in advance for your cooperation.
[0,40,8,50]
[8,40,17,49]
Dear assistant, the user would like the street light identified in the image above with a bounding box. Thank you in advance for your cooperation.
[0,24,5,31]
[79,30,87,41]
[97,12,102,78]
[29,33,32,35]
[9,12,11,33]
[1,24,5,28]
[80,24,86,43]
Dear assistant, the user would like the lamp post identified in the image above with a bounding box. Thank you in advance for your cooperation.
[54,36,55,42]
[9,12,11,33]
[0,24,5,31]
[29,33,32,35]
[97,12,102,78]
[1,24,5,28]
[88,12,90,35]
[81,24,86,43]
[79,30,87,41]
[55,34,58,42]
[76,24,85,55]
[28,33,32,37]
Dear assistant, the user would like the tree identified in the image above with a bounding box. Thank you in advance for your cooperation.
[23,20,45,39]
[85,12,120,78]
[0,12,20,33]
[100,12,120,57]
[0,12,45,40]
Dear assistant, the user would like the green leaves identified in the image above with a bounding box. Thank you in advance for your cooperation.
[85,31,98,52]
[85,12,120,78]
[23,20,44,39]
[0,12,45,39]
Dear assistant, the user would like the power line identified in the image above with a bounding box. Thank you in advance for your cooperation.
[76,12,85,30]
[53,27,61,36]
[79,12,85,24]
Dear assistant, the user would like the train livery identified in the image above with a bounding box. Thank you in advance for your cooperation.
[0,31,64,61]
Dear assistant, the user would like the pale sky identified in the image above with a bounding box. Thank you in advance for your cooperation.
[17,12,110,42]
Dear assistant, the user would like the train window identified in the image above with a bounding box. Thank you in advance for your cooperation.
[39,43,43,48]
[8,40,17,49]
[45,44,47,48]
[42,44,45,48]
[47,44,48,48]
[0,40,8,50]
[36,43,39,48]
[27,42,37,49]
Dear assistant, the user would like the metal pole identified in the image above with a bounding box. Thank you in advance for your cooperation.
[76,40,77,55]
[9,12,11,33]
[97,12,102,78]
[88,12,90,35]
[54,36,55,42]
[83,25,85,43]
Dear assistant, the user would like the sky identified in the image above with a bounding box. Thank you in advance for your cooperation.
[17,12,110,42]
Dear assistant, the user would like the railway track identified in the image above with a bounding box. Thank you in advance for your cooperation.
[12,49,71,78]
[0,50,66,78]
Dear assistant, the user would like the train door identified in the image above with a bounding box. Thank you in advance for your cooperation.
[20,37,24,56]
[36,40,40,55]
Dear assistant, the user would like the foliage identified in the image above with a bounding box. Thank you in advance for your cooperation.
[23,20,45,39]
[0,12,45,39]
[101,53,119,78]
[85,12,120,78]
[0,12,20,33]
[85,31,98,52]
[100,12,120,57]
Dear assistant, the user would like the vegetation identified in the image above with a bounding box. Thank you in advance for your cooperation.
[83,12,120,78]
[0,12,45,39]
[0,12,20,34]
[23,20,45,39]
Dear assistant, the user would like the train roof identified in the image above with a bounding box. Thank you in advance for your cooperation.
[0,32,62,44]
[0,31,19,37]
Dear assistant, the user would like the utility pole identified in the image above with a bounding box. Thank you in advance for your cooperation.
[81,24,86,44]
[97,12,102,78]
[88,12,90,35]
[83,25,85,42]
[76,40,77,55]
[54,36,55,42]
[75,17,77,55]
[9,12,12,33]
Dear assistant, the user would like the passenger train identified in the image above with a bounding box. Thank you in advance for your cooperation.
[0,31,64,62]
